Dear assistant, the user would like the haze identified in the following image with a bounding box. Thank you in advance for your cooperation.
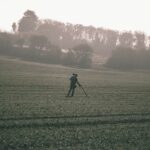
[0,0,150,34]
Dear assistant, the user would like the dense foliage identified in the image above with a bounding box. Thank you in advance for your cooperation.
[0,32,93,68]
[15,10,150,56]
[106,47,150,69]
[1,10,150,69]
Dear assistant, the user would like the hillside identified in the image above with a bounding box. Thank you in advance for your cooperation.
[0,56,150,149]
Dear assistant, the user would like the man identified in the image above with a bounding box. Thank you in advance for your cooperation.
[67,73,81,97]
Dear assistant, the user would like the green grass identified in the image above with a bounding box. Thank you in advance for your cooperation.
[0,56,150,150]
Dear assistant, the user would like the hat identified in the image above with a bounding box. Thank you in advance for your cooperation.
[73,73,78,76]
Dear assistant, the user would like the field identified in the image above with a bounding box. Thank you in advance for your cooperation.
[0,56,150,150]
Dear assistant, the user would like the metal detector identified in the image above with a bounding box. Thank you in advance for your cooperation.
[80,85,88,97]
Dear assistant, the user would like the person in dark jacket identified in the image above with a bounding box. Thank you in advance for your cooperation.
[67,73,81,97]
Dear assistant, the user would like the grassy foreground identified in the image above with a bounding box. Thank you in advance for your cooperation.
[0,56,150,150]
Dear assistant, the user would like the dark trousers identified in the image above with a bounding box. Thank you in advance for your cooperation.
[67,87,75,96]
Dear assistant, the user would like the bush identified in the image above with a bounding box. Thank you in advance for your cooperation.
[105,47,150,69]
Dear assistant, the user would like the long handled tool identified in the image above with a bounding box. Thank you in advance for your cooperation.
[80,85,88,97]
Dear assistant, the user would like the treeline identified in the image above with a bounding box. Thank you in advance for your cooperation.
[105,47,150,69]
[0,32,92,68]
[1,10,150,69]
[12,10,150,56]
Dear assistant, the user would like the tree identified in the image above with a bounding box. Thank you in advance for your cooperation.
[0,32,12,52]
[16,38,25,48]
[106,30,118,50]
[47,44,62,63]
[12,22,17,33]
[118,32,134,48]
[37,20,65,47]
[134,32,146,50]
[92,31,103,53]
[63,49,76,66]
[105,47,136,69]
[73,43,93,68]
[18,10,38,32]
[29,35,49,49]
[148,36,150,49]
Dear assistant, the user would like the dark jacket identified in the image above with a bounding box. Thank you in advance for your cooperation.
[70,75,80,88]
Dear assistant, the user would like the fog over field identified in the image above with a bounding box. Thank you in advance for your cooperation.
[0,0,150,149]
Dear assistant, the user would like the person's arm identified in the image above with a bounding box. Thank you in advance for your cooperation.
[77,79,81,87]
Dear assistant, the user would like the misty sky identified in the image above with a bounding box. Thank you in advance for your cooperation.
[0,0,150,34]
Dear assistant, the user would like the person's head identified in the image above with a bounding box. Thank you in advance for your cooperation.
[73,73,78,77]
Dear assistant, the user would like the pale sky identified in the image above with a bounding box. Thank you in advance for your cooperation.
[0,0,150,35]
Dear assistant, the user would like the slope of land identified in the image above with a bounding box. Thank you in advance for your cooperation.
[0,56,150,150]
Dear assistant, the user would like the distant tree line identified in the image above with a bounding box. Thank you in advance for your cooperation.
[0,31,92,68]
[12,10,150,57]
[1,10,150,69]
[105,47,150,69]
